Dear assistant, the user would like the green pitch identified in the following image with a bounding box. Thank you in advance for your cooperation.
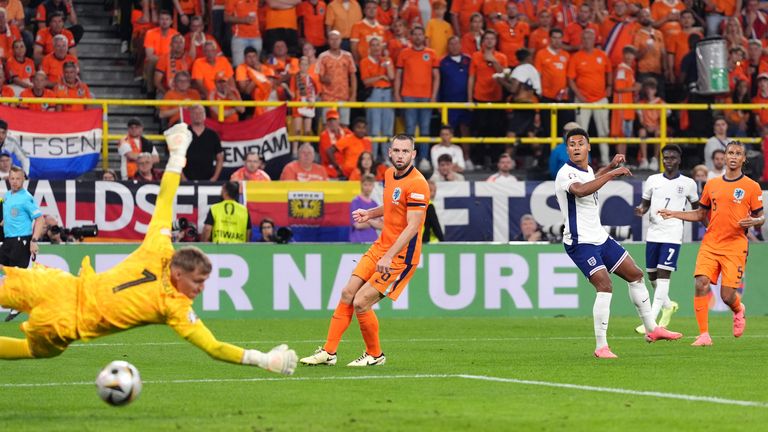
[2,316,767,431]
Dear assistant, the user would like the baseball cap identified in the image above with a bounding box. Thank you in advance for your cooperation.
[325,109,340,120]
[127,117,143,127]
[0,150,11,158]
[563,121,581,132]
[758,72,768,81]
[215,71,228,82]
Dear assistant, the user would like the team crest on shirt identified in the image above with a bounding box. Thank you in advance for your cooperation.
[568,173,576,179]
[422,54,430,61]
[24,65,32,74]
[392,187,402,203]
[677,186,684,195]
[587,257,597,267]
[733,188,745,203]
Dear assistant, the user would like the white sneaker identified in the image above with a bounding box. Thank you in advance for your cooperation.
[299,347,337,366]
[638,158,650,170]
[346,352,386,367]
[417,159,431,172]
[649,157,659,171]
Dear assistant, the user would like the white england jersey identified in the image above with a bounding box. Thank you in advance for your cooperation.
[555,161,609,246]
[643,173,699,244]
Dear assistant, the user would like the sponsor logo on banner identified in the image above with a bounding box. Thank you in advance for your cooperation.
[288,191,324,219]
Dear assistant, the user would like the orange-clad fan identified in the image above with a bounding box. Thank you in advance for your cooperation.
[563,4,603,51]
[297,0,327,48]
[144,11,179,93]
[53,61,92,112]
[350,0,387,61]
[225,0,261,66]
[325,0,362,40]
[318,109,349,178]
[329,117,372,178]
[0,11,22,60]
[263,0,300,57]
[528,10,553,53]
[469,30,508,102]
[40,35,78,88]
[492,3,529,67]
[34,12,75,63]
[155,34,193,95]
[425,1,453,58]
[450,0,483,35]
[6,40,34,92]
[160,71,202,125]
[185,16,221,60]
[208,71,245,122]
[235,46,275,116]
[460,12,483,55]
[597,0,638,67]
[534,27,569,101]
[19,71,56,112]
[376,0,395,28]
[611,45,638,142]
[280,142,329,181]
[191,40,234,97]
[386,19,410,64]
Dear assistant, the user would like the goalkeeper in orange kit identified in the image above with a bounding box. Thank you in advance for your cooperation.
[0,123,297,375]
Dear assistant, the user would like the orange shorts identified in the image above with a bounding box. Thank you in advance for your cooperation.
[694,249,746,288]
[352,250,417,301]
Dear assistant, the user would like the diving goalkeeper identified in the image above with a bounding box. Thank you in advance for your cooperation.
[0,123,298,376]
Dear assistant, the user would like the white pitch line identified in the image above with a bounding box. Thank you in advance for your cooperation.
[65,333,768,348]
[1,374,766,408]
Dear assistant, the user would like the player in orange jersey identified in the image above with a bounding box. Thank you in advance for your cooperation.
[659,141,764,346]
[0,123,297,375]
[300,134,430,367]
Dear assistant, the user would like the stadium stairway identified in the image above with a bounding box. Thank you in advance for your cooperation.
[74,0,162,175]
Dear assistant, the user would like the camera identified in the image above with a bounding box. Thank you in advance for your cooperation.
[543,224,564,243]
[273,227,293,244]
[172,217,189,231]
[603,225,632,241]
[50,224,99,243]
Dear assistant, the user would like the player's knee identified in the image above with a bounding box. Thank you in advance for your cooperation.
[694,277,710,295]
[352,297,371,314]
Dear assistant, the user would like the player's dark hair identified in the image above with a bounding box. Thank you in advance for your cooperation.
[711,148,726,158]
[351,117,367,127]
[725,140,746,152]
[171,246,212,274]
[549,28,563,37]
[662,144,682,156]
[439,124,453,133]
[565,127,590,142]
[223,181,239,200]
[391,134,415,149]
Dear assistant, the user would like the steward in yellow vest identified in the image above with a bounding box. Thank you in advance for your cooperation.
[202,182,251,243]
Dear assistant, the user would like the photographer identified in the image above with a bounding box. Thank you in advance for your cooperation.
[201,182,251,243]
[258,217,293,243]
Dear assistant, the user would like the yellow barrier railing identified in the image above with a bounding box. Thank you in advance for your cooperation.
[0,97,763,172]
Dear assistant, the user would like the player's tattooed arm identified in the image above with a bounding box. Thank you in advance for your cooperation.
[658,207,708,222]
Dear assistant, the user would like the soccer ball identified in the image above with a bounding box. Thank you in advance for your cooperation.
[95,361,142,407]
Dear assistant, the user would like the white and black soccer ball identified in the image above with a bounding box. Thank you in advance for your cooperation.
[95,361,142,407]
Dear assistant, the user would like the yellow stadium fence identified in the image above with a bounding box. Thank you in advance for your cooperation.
[0,97,762,172]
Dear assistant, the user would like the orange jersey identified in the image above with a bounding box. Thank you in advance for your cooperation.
[143,27,179,57]
[528,27,550,53]
[386,36,410,65]
[534,46,569,99]
[699,174,763,256]
[610,62,635,136]
[482,0,507,17]
[265,4,298,30]
[711,0,737,16]
[297,0,327,47]
[633,27,665,74]
[360,56,394,88]
[567,48,611,102]
[41,53,78,84]
[0,23,22,59]
[163,88,202,125]
[563,22,602,48]
[600,17,638,67]
[460,32,480,55]
[19,88,56,111]
[225,0,261,37]
[396,46,439,98]
[369,165,430,265]
[350,20,388,59]
[493,19,530,67]
[335,134,372,177]
[450,0,484,34]
[470,50,508,101]
[191,56,234,93]
[6,56,35,82]
[637,96,663,132]
[54,81,92,111]
[208,89,242,123]
[155,54,193,90]
[35,27,75,55]
[650,0,685,49]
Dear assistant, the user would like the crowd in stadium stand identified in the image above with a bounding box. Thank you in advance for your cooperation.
[2,0,768,183]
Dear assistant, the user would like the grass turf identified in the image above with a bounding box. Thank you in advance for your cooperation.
[1,315,766,431]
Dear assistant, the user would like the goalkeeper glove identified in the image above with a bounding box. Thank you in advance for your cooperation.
[242,344,298,375]
[163,123,193,174]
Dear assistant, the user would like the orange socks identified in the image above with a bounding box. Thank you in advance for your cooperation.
[323,302,354,354]
[694,295,709,334]
[729,294,742,313]
[356,310,382,357]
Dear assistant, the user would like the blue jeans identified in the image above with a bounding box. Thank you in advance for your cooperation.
[403,96,431,162]
[231,37,263,66]
[367,88,394,161]
[706,13,725,37]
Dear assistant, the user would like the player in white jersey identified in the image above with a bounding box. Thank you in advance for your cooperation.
[554,128,682,359]
[633,145,699,334]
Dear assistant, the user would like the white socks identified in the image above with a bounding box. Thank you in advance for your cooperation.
[593,292,612,350]
[651,278,671,320]
[628,279,657,333]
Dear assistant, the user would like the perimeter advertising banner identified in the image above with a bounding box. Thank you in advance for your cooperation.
[15,243,768,318]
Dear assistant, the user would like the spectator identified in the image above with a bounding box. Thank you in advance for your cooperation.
[185,16,220,60]
[316,30,356,126]
[469,30,507,166]
[513,214,547,241]
[183,105,224,181]
[548,120,581,179]
[563,4,601,52]
[350,0,386,62]
[280,142,329,181]
[528,9,553,54]
[34,11,75,64]
[208,71,245,122]
[359,37,394,160]
[500,48,541,139]
[635,77,665,170]
[202,181,251,243]
[0,66,16,101]
[425,1,452,58]
[265,39,299,82]
[318,109,349,178]
[0,8,21,61]
[725,78,751,137]
[131,152,162,182]
[708,148,726,178]
[192,40,234,98]
[325,0,362,51]
[143,10,178,95]
[225,0,262,66]
[430,125,465,173]
[0,0,25,35]
[376,0,395,28]
[160,71,201,126]
[706,0,737,37]
[753,73,768,129]
[258,217,276,242]
[668,10,703,85]
[450,0,483,35]
[742,0,768,40]
[1,165,44,321]
[692,163,708,182]
[297,0,327,51]
[172,0,201,34]
[493,3,529,68]
[36,0,83,44]
[41,34,77,88]
[235,46,275,116]
[724,17,749,52]
[118,117,159,180]
[422,180,444,243]
[101,170,118,181]
[6,40,33,94]
[597,0,638,67]
[460,12,483,55]
[650,0,685,50]
[612,46,639,158]
[399,0,424,27]
[438,36,471,164]
[567,28,612,166]
[387,19,410,64]
[349,173,382,243]
[154,34,192,98]
[395,25,439,171]
[535,27,571,135]
[0,150,11,179]
[287,55,320,145]
[747,39,768,95]
[263,0,300,56]
[19,71,55,111]
[634,8,669,97]
[487,153,518,183]
[329,117,372,179]
[230,151,271,181]
[348,151,387,181]
[550,0,578,30]
[54,61,92,112]
[704,116,729,170]
[430,154,465,182]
